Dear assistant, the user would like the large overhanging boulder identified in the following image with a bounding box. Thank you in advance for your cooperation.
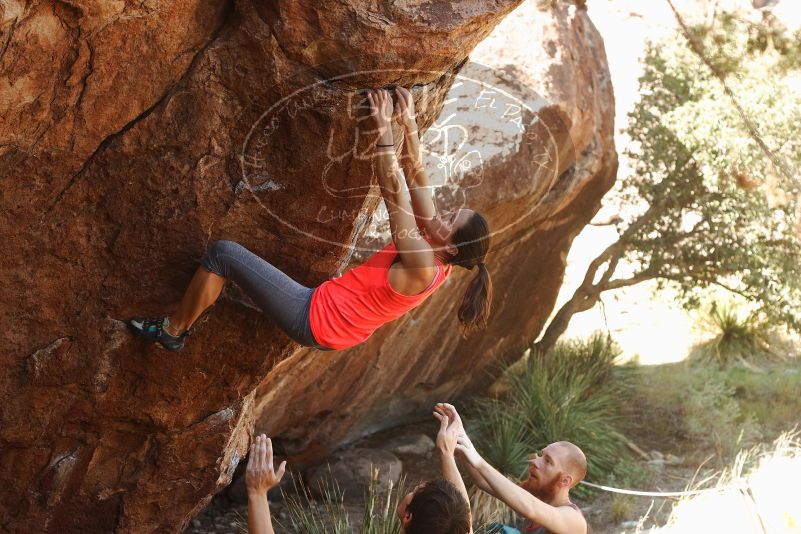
[0,0,526,531]
[253,1,617,460]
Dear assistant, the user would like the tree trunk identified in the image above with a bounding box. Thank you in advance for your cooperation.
[533,285,601,356]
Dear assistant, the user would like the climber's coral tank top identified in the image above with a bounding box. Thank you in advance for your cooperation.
[309,241,452,350]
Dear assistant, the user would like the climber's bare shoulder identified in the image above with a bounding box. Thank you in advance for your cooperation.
[387,262,438,296]
[386,224,438,296]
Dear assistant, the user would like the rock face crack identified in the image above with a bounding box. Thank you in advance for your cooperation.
[43,0,235,217]
[0,18,17,63]
[71,41,94,131]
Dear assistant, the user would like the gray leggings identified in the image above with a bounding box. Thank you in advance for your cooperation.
[200,240,333,351]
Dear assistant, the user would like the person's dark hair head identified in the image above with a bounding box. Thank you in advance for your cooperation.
[405,479,471,534]
[448,211,492,336]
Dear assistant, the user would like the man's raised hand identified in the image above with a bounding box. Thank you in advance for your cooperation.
[246,434,287,496]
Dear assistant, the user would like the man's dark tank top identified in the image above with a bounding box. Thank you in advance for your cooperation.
[515,502,583,533]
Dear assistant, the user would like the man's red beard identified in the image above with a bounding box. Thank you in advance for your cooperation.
[522,472,561,504]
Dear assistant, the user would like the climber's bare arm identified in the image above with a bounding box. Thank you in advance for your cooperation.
[367,89,437,279]
[394,87,437,234]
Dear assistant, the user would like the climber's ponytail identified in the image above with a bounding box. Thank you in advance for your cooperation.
[457,262,493,336]
[449,211,492,337]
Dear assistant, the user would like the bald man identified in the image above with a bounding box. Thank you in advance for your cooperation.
[434,404,587,534]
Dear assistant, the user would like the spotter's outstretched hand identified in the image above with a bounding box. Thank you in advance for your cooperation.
[246,434,286,495]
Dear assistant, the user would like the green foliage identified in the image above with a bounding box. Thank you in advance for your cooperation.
[624,358,801,464]
[471,333,632,499]
[724,362,801,436]
[472,400,532,480]
[605,455,652,493]
[615,7,801,332]
[683,376,762,459]
[689,11,801,73]
[691,302,773,365]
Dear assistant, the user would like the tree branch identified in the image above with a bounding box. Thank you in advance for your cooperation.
[665,0,796,184]
[600,272,657,291]
[709,279,753,299]
[589,214,623,226]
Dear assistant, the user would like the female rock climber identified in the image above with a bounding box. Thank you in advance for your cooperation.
[126,87,493,352]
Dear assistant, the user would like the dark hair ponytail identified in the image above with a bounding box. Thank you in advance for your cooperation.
[449,212,493,336]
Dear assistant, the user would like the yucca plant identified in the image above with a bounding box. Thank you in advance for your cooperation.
[468,402,528,525]
[692,302,774,366]
[472,401,531,479]
[511,355,628,485]
[538,332,621,389]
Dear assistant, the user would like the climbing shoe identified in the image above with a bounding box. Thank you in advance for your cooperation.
[126,316,190,352]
